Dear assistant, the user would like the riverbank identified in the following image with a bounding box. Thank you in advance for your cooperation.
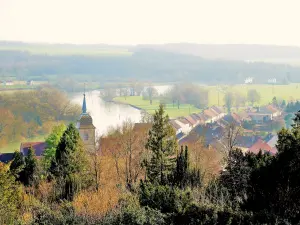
[113,96,201,118]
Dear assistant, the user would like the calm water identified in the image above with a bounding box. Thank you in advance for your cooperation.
[71,85,171,136]
[71,90,141,136]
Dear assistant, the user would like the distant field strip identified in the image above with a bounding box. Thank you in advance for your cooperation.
[0,45,133,56]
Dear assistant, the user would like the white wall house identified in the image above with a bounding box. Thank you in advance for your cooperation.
[174,119,192,134]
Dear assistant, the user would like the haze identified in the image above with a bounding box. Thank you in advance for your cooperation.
[1,0,300,46]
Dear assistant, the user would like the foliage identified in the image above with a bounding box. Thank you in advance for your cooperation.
[0,87,79,149]
[247,89,261,105]
[172,146,201,189]
[10,150,25,182]
[43,123,66,171]
[0,162,23,224]
[286,100,300,113]
[224,92,235,113]
[219,149,272,207]
[145,104,177,185]
[139,181,193,214]
[164,83,209,109]
[50,123,89,200]
[24,147,39,186]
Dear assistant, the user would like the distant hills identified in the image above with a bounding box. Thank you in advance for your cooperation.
[134,43,300,62]
[3,41,300,63]
[1,41,300,85]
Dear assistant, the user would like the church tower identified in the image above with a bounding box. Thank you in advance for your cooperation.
[77,91,96,152]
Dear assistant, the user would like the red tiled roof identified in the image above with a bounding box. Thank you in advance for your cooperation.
[20,142,47,157]
[179,118,190,125]
[191,114,202,122]
[185,116,197,125]
[231,113,242,123]
[248,139,272,154]
[203,109,215,118]
[210,106,224,115]
[266,105,280,113]
[169,120,181,130]
[197,113,208,121]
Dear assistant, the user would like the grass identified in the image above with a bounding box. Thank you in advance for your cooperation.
[0,134,46,154]
[114,96,201,118]
[114,83,300,118]
[207,83,300,107]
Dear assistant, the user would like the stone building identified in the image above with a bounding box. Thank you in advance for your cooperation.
[76,92,96,152]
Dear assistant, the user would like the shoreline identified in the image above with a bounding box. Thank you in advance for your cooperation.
[109,99,143,111]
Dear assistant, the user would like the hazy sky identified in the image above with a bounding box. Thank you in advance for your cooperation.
[1,0,299,45]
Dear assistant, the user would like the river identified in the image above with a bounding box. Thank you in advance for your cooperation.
[71,90,142,136]
[71,85,171,136]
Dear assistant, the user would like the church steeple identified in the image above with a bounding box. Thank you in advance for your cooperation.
[82,93,87,114]
[82,83,87,114]
[77,83,96,152]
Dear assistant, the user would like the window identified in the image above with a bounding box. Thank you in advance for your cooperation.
[84,133,89,141]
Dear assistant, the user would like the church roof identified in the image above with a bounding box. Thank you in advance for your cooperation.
[78,113,95,129]
[77,90,95,129]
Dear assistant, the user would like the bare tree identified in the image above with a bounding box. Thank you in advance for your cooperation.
[221,122,243,158]
[135,82,144,96]
[100,85,116,102]
[140,110,153,123]
[144,86,158,105]
[235,93,246,111]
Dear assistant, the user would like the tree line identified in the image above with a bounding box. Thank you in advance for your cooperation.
[1,49,300,85]
[2,104,300,224]
[0,86,80,147]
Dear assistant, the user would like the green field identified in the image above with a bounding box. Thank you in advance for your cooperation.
[114,96,201,118]
[207,84,300,107]
[114,84,300,118]
[0,44,132,56]
[0,135,46,154]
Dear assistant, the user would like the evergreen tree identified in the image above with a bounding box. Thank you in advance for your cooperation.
[272,96,278,107]
[51,123,88,200]
[43,123,66,171]
[281,99,286,109]
[24,147,39,186]
[173,146,201,189]
[145,104,177,185]
[9,151,25,182]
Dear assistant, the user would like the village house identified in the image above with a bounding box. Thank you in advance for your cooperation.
[27,80,34,86]
[184,115,198,128]
[190,113,204,125]
[234,135,260,153]
[4,80,14,86]
[197,112,211,124]
[20,142,48,159]
[169,120,183,135]
[0,153,15,163]
[248,112,272,124]
[174,118,192,134]
[248,139,277,155]
[263,104,282,118]
[210,106,226,120]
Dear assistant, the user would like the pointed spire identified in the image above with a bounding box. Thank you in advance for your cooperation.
[82,83,87,114]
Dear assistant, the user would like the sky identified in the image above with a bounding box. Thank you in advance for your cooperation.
[0,0,300,46]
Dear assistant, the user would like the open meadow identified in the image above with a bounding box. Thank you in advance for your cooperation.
[114,96,201,118]
[114,83,300,118]
[207,83,300,106]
